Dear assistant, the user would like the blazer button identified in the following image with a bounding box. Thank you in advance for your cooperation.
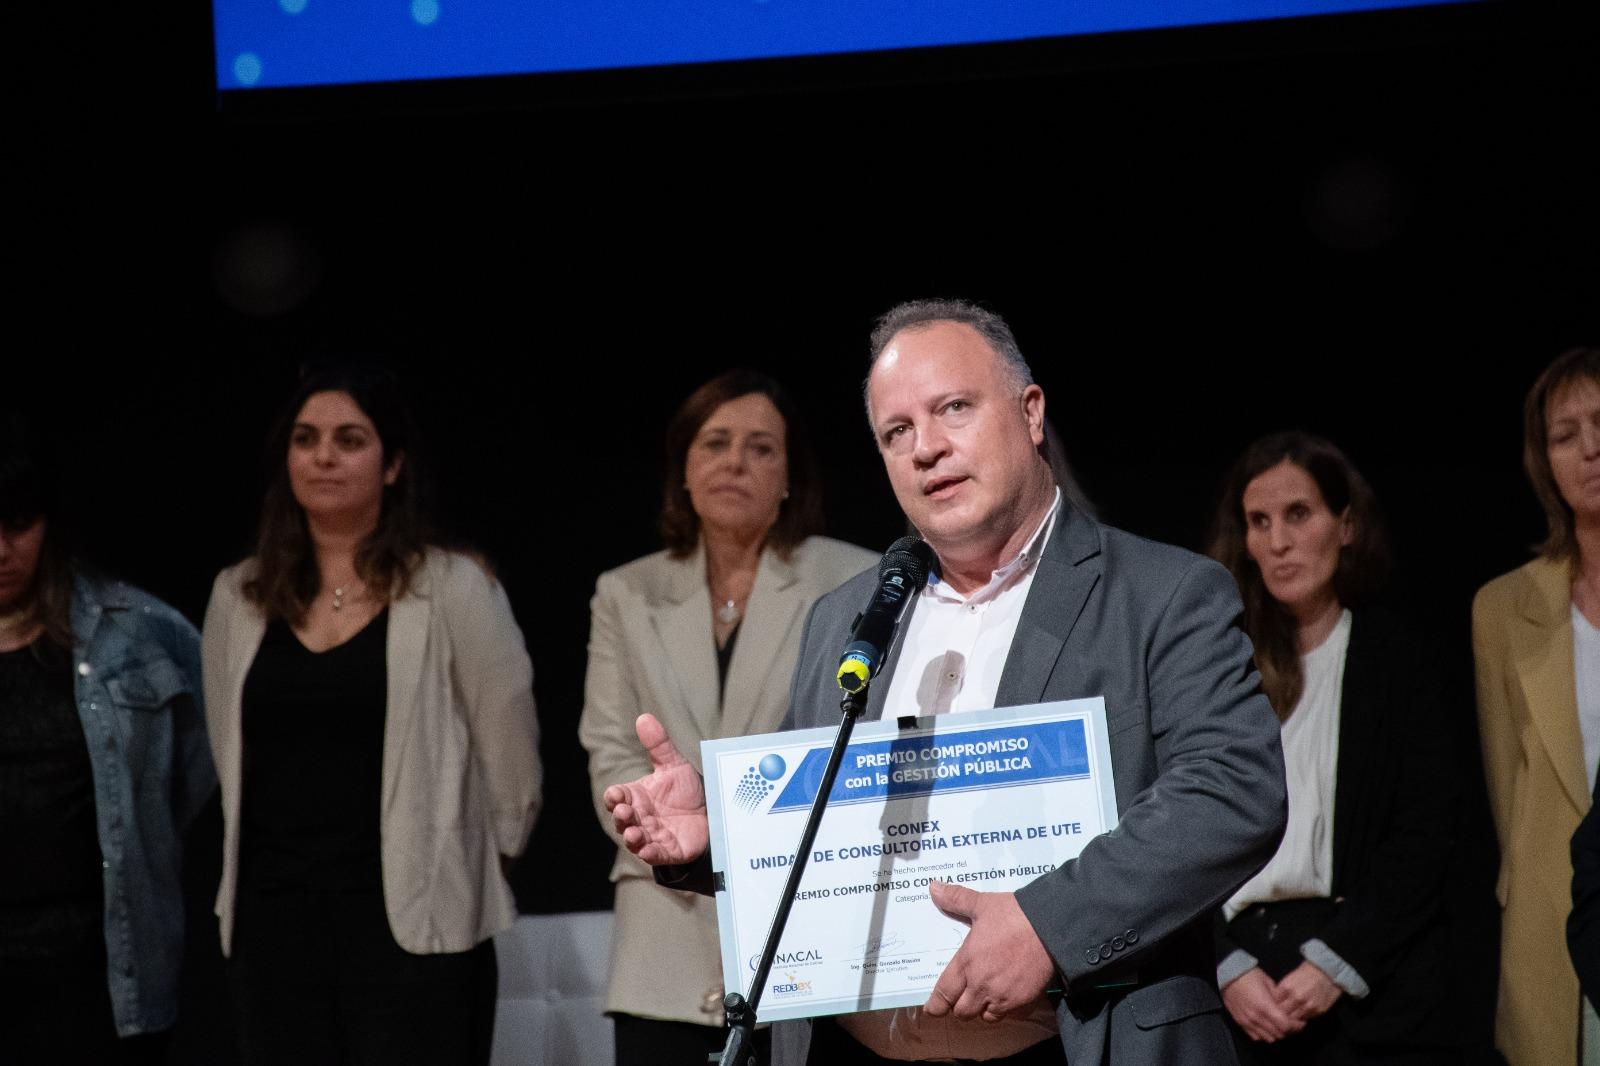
[702,987,725,1016]
[1111,936,1125,952]
[1098,942,1113,961]
[1124,929,1138,945]
[1084,948,1100,965]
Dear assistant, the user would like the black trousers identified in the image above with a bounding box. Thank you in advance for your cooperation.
[231,887,497,1066]
[0,943,169,1066]
[612,1013,776,1066]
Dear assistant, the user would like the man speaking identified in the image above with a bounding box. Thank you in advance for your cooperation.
[605,300,1287,1065]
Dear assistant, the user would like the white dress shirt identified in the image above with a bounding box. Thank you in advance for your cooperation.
[879,491,1061,722]
[840,491,1062,1060]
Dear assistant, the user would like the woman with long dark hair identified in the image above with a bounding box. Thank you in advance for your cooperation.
[0,417,213,1065]
[1475,346,1600,1066]
[202,365,541,1065]
[1208,431,1464,1064]
[578,369,873,1066]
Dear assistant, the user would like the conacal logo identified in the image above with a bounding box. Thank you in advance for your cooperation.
[748,948,823,971]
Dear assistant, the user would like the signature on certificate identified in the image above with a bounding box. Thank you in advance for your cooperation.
[856,933,905,958]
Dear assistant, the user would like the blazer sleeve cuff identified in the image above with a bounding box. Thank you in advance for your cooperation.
[653,853,716,897]
[1216,948,1259,990]
[1301,938,1370,999]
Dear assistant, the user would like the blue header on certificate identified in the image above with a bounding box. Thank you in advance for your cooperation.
[763,719,1090,813]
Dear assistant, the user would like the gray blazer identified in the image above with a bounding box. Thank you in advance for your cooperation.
[773,505,1285,1066]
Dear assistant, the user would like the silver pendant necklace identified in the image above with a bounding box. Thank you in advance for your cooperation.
[332,586,347,612]
[717,598,740,625]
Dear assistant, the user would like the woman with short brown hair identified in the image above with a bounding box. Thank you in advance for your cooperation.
[1474,346,1600,1066]
[579,369,873,1066]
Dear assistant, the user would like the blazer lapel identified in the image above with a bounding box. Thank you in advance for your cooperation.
[995,504,1103,708]
[385,563,431,811]
[1330,609,1382,883]
[226,589,269,719]
[648,547,721,763]
[721,548,805,739]
[221,582,268,824]
[1512,557,1586,814]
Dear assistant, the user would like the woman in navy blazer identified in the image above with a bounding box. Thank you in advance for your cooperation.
[1208,432,1472,1064]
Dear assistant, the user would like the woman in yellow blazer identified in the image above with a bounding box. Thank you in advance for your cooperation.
[578,370,873,1066]
[1474,346,1600,1066]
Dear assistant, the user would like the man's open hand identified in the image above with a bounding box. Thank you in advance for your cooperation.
[602,714,709,866]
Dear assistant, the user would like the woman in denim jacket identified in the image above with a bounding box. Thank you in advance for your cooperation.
[0,420,215,1065]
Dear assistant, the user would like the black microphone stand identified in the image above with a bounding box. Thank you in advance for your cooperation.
[717,683,870,1066]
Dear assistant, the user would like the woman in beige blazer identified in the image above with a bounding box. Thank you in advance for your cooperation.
[578,370,873,1066]
[203,366,541,1066]
[1474,346,1600,1066]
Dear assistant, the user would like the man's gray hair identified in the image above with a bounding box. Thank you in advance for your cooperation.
[863,299,1035,424]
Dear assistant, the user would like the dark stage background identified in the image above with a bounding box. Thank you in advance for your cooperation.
[9,2,1599,1059]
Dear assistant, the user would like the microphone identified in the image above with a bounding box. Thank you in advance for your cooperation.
[836,536,935,694]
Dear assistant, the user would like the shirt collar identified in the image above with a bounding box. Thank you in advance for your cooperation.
[926,488,1062,604]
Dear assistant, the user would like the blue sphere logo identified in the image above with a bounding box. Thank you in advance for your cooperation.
[734,755,786,812]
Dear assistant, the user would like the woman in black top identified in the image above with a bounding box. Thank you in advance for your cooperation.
[205,365,540,1066]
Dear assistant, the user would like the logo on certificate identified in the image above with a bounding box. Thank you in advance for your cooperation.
[771,974,813,998]
[749,948,823,971]
[733,754,787,812]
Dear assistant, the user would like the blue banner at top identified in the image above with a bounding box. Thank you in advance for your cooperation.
[213,0,1475,91]
[767,720,1089,813]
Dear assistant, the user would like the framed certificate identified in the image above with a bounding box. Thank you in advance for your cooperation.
[701,699,1118,1022]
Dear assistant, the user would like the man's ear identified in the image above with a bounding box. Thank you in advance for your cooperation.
[1022,384,1046,448]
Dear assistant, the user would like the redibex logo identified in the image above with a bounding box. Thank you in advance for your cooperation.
[771,973,813,997]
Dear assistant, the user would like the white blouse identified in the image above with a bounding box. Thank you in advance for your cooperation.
[1575,604,1600,792]
[1226,608,1352,919]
